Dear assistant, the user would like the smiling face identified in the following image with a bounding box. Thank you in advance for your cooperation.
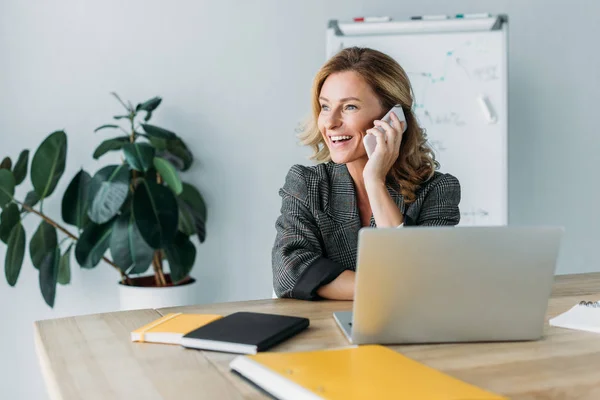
[317,70,386,164]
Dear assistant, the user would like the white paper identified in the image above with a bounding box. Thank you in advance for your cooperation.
[549,302,600,333]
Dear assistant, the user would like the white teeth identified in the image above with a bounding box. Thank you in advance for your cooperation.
[331,136,352,142]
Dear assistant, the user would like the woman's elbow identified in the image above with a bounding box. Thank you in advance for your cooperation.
[271,258,296,298]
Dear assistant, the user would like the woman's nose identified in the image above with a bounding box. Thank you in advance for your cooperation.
[325,112,342,130]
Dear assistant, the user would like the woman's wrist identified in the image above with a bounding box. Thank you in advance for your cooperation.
[365,178,404,228]
[364,177,386,192]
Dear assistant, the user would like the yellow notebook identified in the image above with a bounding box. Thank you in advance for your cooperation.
[230,345,507,400]
[131,313,222,344]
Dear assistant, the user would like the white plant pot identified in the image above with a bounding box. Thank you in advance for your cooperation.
[118,277,199,311]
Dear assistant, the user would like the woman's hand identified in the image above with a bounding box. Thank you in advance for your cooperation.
[362,111,405,186]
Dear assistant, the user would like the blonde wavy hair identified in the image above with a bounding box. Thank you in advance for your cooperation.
[298,47,439,204]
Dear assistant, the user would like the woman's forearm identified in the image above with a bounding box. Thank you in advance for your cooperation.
[316,270,355,300]
[366,180,404,227]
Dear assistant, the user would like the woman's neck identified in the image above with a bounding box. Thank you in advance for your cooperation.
[346,157,369,198]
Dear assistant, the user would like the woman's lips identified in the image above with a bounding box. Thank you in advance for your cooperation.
[329,135,354,149]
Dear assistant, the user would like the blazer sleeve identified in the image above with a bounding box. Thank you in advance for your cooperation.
[417,173,461,226]
[272,166,347,300]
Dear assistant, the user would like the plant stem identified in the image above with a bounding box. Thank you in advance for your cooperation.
[158,252,167,286]
[153,172,167,285]
[152,251,167,286]
[151,257,160,287]
[17,201,131,285]
[129,116,136,143]
[130,117,138,184]
[111,92,130,112]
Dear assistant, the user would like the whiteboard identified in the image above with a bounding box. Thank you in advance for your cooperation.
[326,16,508,226]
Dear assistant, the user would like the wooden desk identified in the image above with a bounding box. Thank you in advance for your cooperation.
[34,273,600,400]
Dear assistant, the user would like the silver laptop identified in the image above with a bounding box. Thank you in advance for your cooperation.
[333,226,564,345]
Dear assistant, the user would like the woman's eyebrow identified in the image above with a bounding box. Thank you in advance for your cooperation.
[318,96,361,102]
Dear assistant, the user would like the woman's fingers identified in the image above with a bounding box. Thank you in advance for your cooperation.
[389,112,405,148]
[366,128,387,154]
[373,119,398,153]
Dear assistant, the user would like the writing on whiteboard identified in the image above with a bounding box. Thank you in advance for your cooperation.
[472,65,499,81]
[461,208,490,217]
[459,207,492,226]
[424,110,466,126]
[429,139,447,153]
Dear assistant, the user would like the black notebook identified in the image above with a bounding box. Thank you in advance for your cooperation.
[180,311,309,354]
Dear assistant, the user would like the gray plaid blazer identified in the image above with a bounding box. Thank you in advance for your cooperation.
[272,161,461,300]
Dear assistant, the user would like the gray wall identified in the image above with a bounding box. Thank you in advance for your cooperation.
[1,0,598,398]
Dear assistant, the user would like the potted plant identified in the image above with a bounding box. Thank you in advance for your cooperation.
[1,93,207,310]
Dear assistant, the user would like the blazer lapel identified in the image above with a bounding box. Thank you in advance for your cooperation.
[326,163,360,226]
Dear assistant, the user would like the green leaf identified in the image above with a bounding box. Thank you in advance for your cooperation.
[140,124,176,140]
[31,130,67,200]
[177,202,195,236]
[153,157,182,195]
[157,138,193,171]
[113,115,130,120]
[22,190,40,210]
[12,150,29,185]
[144,111,153,122]
[30,221,57,270]
[136,97,162,112]
[57,243,73,285]
[93,136,130,160]
[5,223,25,286]
[147,135,167,150]
[0,157,12,170]
[0,203,20,243]
[75,220,114,268]
[61,169,92,229]
[165,231,196,283]
[94,124,120,133]
[39,248,60,307]
[87,165,130,224]
[109,206,154,274]
[133,179,178,249]
[123,142,155,172]
[178,183,207,242]
[0,169,15,209]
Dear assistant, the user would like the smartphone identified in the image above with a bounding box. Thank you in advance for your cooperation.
[363,105,407,158]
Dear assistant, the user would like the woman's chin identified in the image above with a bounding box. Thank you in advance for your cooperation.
[329,151,361,165]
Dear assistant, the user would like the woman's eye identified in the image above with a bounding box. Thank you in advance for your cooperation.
[345,104,357,110]
[320,104,329,111]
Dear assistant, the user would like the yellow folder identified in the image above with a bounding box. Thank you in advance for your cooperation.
[230,345,507,399]
[131,313,222,344]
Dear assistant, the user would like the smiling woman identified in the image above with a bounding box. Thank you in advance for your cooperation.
[271,47,461,301]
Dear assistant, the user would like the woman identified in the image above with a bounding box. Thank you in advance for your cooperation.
[272,47,461,301]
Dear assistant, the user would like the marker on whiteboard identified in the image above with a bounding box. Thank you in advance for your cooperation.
[411,15,449,20]
[455,13,492,19]
[353,16,391,22]
[478,95,497,124]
